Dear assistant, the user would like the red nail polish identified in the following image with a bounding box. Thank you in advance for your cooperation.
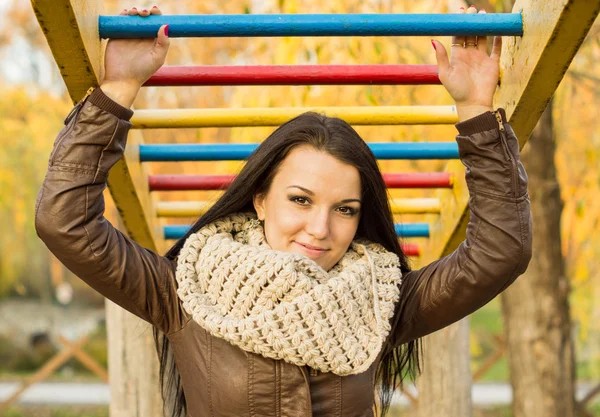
[152,5,158,8]
[460,7,464,10]
[142,9,147,12]
[132,7,137,10]
[165,25,169,36]
[431,40,437,51]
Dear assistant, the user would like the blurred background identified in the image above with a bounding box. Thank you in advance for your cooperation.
[0,0,599,416]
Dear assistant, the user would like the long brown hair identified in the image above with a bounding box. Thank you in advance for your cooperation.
[155,112,421,417]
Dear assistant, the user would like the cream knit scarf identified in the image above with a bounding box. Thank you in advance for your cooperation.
[175,212,402,376]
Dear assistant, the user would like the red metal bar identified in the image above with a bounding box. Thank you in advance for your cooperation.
[149,174,234,191]
[382,172,452,188]
[149,172,453,191]
[144,65,440,86]
[401,243,420,257]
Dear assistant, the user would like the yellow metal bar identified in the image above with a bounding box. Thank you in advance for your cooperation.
[391,198,441,214]
[156,198,441,217]
[156,201,211,217]
[31,0,162,252]
[420,0,600,267]
[131,106,458,128]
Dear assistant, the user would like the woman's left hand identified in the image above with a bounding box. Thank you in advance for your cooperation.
[431,5,502,122]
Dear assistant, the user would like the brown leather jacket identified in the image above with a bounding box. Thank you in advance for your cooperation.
[35,88,532,417]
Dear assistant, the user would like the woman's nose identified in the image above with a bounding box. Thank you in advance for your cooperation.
[305,210,330,240]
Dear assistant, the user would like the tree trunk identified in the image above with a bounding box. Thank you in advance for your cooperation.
[500,100,576,417]
[416,318,473,417]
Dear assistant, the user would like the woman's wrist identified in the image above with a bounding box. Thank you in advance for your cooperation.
[99,80,141,108]
[456,104,494,123]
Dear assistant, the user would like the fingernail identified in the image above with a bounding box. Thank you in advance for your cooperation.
[152,5,158,8]
[431,40,437,51]
[165,25,169,36]
[131,7,137,10]
[142,9,147,12]
[460,6,464,9]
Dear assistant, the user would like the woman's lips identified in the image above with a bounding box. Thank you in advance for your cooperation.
[294,241,329,258]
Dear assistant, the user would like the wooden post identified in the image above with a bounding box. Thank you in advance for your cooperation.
[416,318,472,417]
[106,298,163,417]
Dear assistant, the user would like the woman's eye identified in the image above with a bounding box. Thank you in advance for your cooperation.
[337,206,358,216]
[290,196,310,205]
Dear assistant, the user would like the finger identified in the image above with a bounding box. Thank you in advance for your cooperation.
[155,24,170,53]
[150,6,162,15]
[432,40,451,83]
[452,7,466,48]
[464,5,478,48]
[128,7,139,16]
[120,9,128,16]
[477,9,488,53]
[139,8,150,17]
[490,36,502,61]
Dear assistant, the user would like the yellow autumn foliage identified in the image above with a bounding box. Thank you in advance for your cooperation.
[0,86,71,294]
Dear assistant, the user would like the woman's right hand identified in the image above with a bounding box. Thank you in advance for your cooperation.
[101,6,170,108]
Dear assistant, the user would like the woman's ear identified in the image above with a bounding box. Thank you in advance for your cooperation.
[253,193,266,221]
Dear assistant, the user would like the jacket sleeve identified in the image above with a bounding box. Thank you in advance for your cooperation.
[388,109,532,347]
[35,88,188,335]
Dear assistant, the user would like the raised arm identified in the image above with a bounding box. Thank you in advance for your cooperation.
[389,109,532,346]
[388,5,532,346]
[35,8,188,334]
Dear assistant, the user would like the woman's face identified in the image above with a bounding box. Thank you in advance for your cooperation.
[253,145,362,271]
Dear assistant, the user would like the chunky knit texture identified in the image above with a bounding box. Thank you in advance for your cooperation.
[175,212,402,375]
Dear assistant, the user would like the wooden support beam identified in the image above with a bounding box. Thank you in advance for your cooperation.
[31,0,161,251]
[30,0,101,101]
[420,0,600,266]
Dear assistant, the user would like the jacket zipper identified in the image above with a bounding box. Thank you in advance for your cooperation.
[495,110,518,198]
[64,86,95,125]
[51,87,95,165]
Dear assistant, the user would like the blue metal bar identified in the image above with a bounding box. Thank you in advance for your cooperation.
[164,223,430,239]
[99,14,523,39]
[394,223,430,238]
[139,142,459,162]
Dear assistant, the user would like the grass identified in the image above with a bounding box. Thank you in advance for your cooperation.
[388,405,600,417]
[470,298,509,382]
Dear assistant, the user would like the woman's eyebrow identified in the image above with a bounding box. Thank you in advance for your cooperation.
[287,185,361,204]
[288,185,314,195]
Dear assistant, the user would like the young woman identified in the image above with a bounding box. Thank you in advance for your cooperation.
[35,5,532,417]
